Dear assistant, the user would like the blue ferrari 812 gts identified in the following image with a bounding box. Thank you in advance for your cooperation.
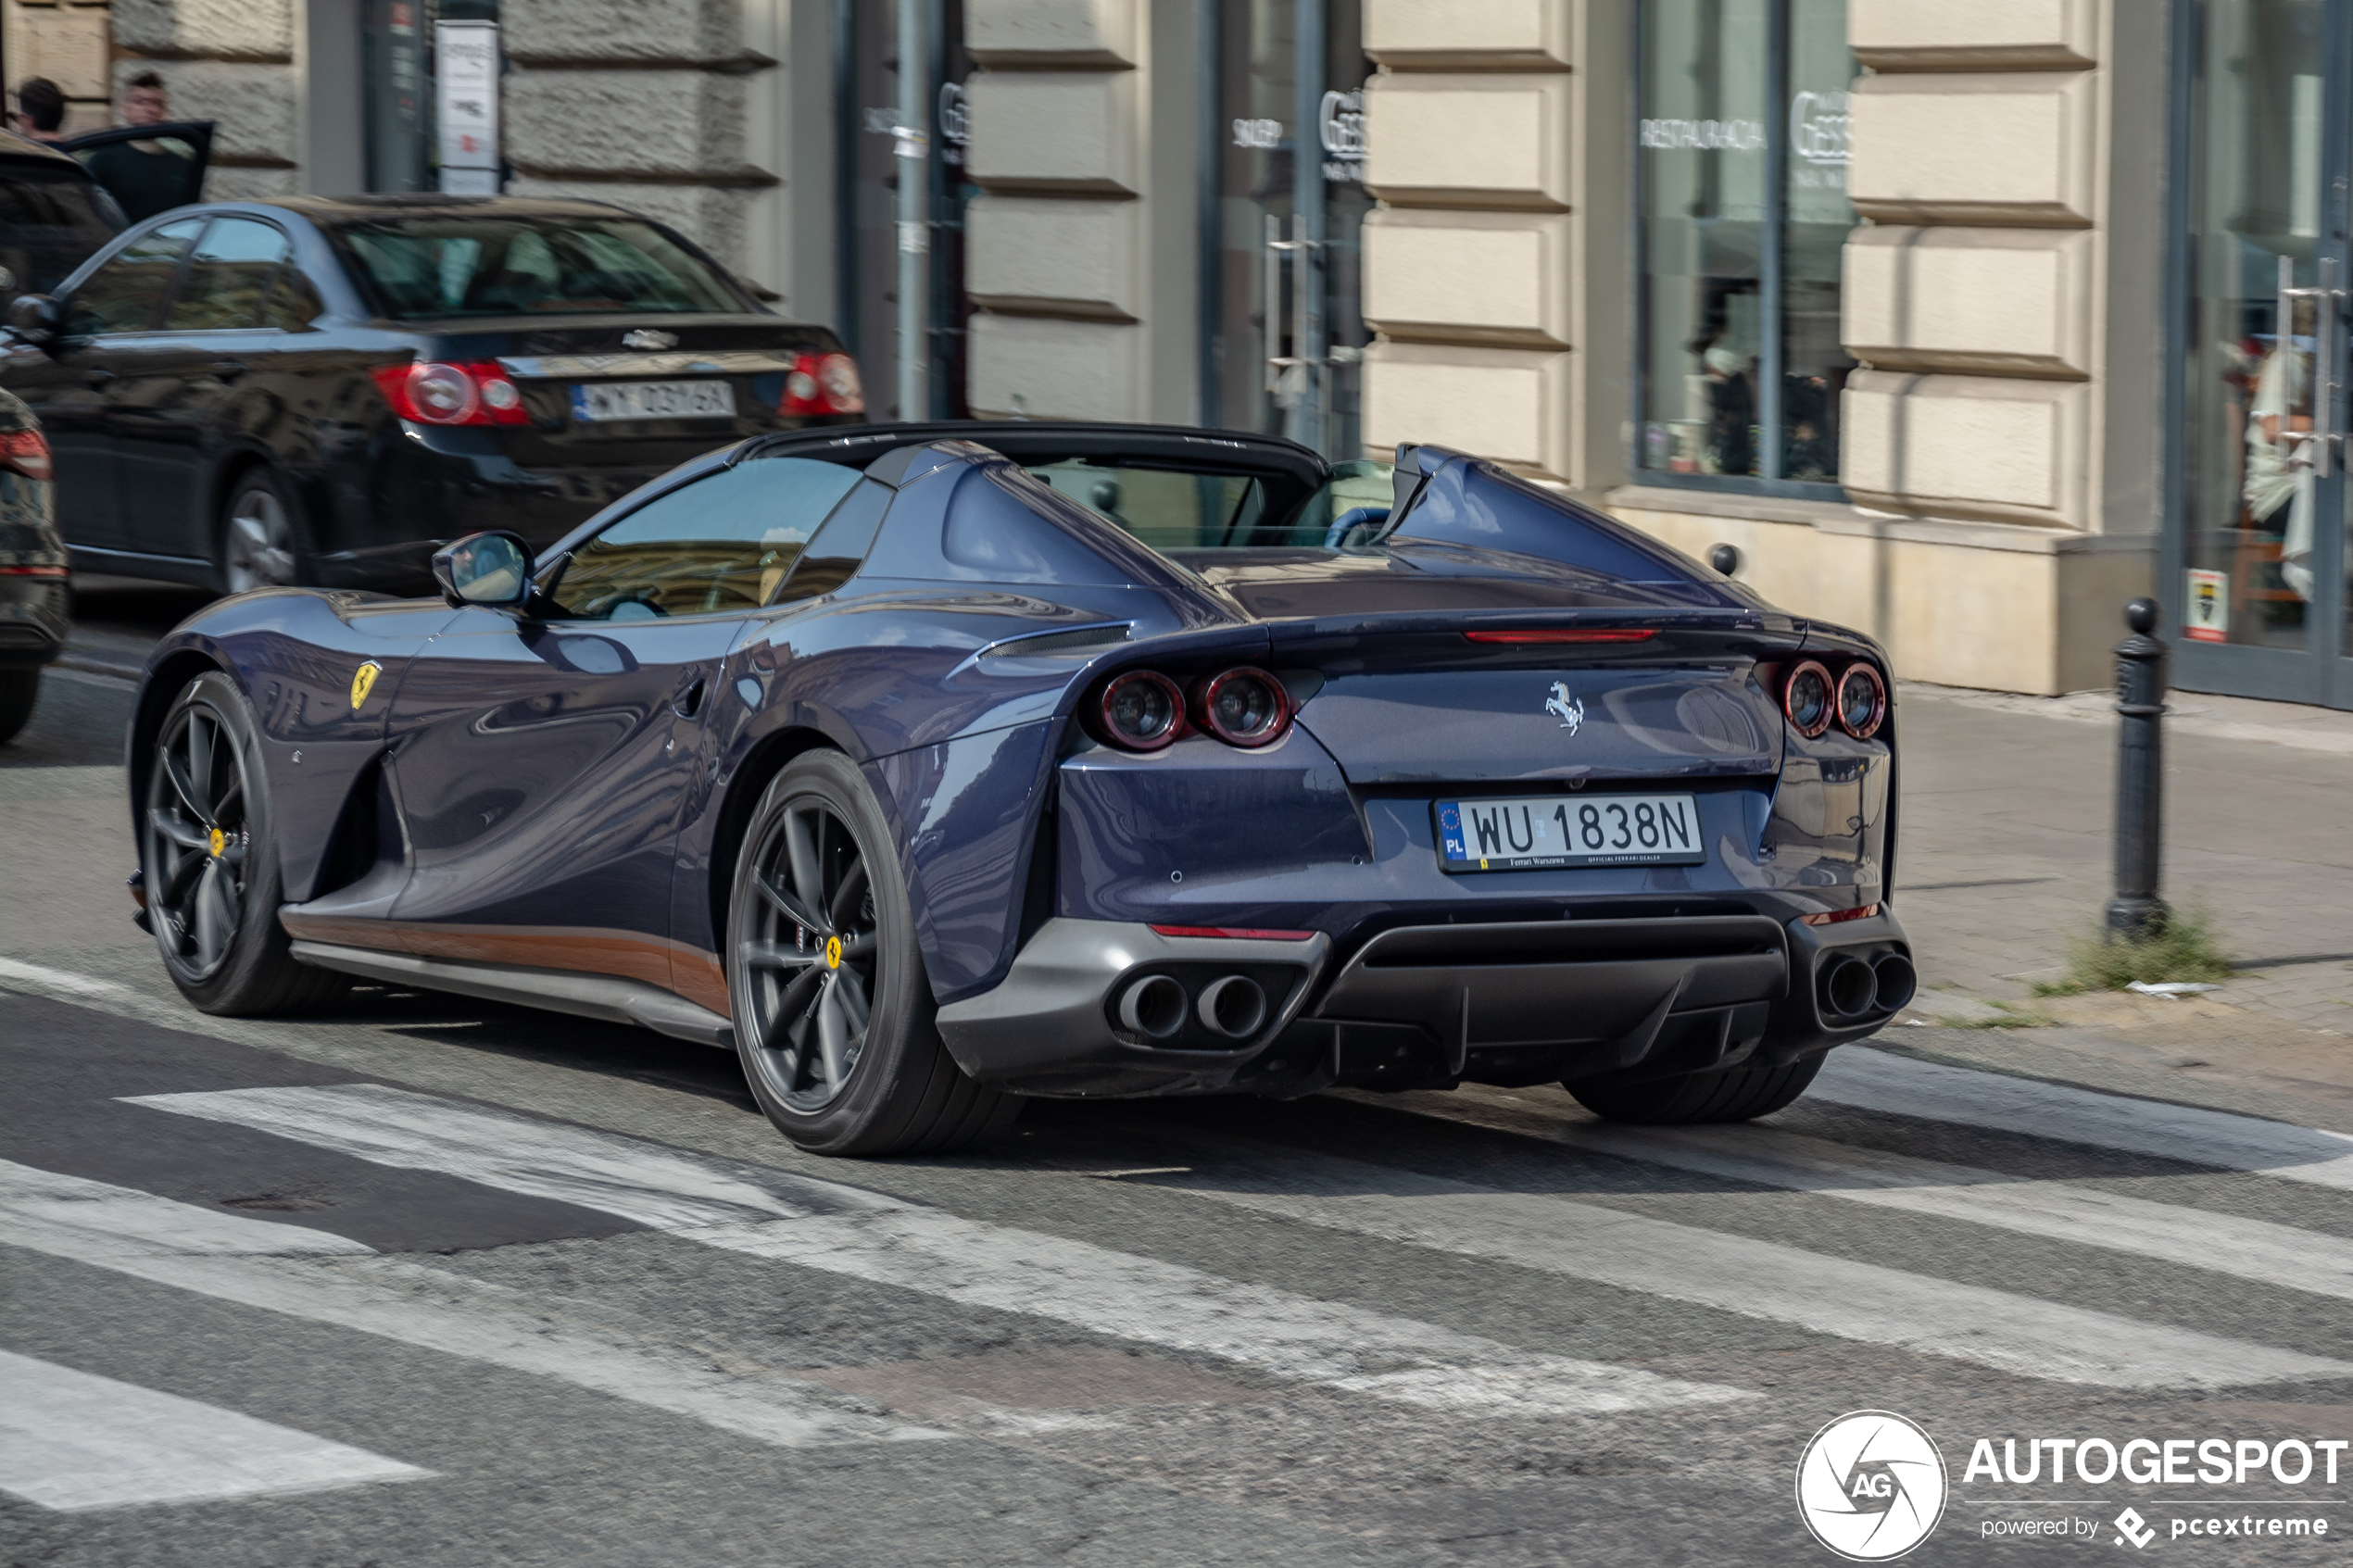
[127,424,1910,1154]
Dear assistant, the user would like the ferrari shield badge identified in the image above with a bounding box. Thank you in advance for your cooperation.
[349,660,383,710]
[1543,681,1584,735]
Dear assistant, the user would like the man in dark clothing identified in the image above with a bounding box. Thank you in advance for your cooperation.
[80,71,202,222]
[9,78,69,144]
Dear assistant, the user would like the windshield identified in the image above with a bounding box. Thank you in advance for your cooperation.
[1026,458,1392,549]
[333,216,743,319]
[0,163,125,298]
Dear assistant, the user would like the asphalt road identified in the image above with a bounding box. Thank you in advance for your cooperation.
[3,586,2349,1565]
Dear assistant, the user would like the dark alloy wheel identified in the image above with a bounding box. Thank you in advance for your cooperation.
[727,750,1021,1155]
[1566,1052,1825,1125]
[141,672,346,1014]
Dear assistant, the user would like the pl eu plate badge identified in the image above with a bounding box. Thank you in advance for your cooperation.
[2185,569,2228,643]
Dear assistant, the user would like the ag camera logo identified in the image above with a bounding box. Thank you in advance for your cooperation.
[1797,1411,1948,1560]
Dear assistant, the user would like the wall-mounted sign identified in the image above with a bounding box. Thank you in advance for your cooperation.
[1639,117,1766,153]
[2184,570,2229,642]
[937,81,969,167]
[434,19,499,194]
[1232,118,1283,150]
[1318,89,1365,184]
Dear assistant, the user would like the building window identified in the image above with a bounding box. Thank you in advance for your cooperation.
[1635,0,1856,490]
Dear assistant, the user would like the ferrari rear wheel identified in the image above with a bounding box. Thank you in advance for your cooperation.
[727,750,1022,1156]
[1566,1052,1824,1125]
[142,671,348,1015]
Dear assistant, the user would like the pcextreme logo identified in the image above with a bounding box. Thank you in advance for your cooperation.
[1796,1411,1949,1561]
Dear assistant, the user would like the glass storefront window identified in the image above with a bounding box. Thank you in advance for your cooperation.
[2181,0,2329,654]
[1637,0,1857,488]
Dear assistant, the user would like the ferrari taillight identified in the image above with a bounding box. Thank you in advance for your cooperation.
[1782,660,1834,739]
[370,361,532,427]
[780,352,864,417]
[1191,668,1291,748]
[1097,671,1188,751]
[1,428,53,483]
[1782,658,1888,741]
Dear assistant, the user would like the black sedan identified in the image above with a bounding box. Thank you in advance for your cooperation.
[0,386,66,742]
[1,194,864,594]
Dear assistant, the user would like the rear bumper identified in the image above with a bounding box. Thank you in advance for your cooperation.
[936,907,1911,1098]
[0,575,69,669]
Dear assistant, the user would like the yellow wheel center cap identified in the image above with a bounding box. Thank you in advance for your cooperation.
[208,827,226,858]
[824,935,842,970]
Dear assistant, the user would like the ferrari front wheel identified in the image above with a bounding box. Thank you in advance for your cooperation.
[142,672,348,1015]
[726,750,1022,1156]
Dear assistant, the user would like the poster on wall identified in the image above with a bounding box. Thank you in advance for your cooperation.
[435,20,500,195]
[2184,569,2229,642]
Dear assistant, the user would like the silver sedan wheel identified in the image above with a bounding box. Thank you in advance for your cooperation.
[222,485,296,592]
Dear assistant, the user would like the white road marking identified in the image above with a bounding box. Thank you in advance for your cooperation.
[0,1349,430,1512]
[1088,1150,2353,1390]
[1,1165,950,1449]
[1400,1110,2353,1304]
[2,1160,374,1259]
[123,1084,884,1231]
[1812,1048,2353,1191]
[0,957,134,999]
[129,1084,1753,1418]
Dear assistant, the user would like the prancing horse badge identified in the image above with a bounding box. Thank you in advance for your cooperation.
[350,660,383,710]
[1543,681,1583,735]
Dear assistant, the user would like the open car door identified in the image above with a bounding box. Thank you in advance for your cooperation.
[57,121,215,226]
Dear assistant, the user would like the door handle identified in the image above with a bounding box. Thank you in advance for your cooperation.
[2277,253,2346,477]
[85,368,116,386]
[672,677,706,719]
[207,361,247,381]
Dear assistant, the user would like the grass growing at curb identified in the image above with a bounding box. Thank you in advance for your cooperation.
[2031,909,2234,997]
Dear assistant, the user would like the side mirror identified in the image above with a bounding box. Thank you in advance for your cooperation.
[431,531,533,609]
[5,294,62,348]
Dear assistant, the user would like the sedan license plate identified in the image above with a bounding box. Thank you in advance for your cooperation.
[570,379,736,422]
[1436,793,1705,872]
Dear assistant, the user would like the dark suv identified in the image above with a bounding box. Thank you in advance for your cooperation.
[3,194,864,594]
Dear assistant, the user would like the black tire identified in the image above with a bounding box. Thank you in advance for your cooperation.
[0,669,37,745]
[1567,1051,1825,1125]
[140,671,348,1015]
[219,468,306,594]
[726,750,1022,1156]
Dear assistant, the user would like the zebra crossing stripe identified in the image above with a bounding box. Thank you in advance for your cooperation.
[0,1349,430,1512]
[125,1084,1753,1418]
[1812,1048,2353,1190]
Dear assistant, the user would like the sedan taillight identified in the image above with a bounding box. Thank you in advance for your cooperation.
[780,351,864,417]
[1,428,53,483]
[371,361,532,427]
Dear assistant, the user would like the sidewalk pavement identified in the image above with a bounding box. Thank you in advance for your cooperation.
[1891,680,2353,1107]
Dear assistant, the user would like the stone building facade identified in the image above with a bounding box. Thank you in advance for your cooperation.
[8,0,2349,707]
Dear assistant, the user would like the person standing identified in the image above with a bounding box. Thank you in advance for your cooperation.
[8,79,69,144]
[81,71,202,222]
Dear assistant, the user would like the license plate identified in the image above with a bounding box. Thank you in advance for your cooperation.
[570,379,736,422]
[1436,793,1705,872]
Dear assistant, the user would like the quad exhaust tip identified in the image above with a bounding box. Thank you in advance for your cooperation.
[1115,974,1188,1040]
[1819,955,1878,1021]
[1872,952,1918,1015]
[1195,974,1267,1040]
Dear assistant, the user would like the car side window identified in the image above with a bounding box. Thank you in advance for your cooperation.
[64,217,204,336]
[547,458,864,621]
[166,217,293,331]
[258,263,324,331]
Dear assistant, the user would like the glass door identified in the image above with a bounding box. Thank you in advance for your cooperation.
[2173,0,2352,709]
[1207,0,1370,458]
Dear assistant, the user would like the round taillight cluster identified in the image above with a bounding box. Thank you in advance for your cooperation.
[1783,659,1886,741]
[1094,667,1293,753]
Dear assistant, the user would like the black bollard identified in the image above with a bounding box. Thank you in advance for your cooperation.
[2105,597,2170,939]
